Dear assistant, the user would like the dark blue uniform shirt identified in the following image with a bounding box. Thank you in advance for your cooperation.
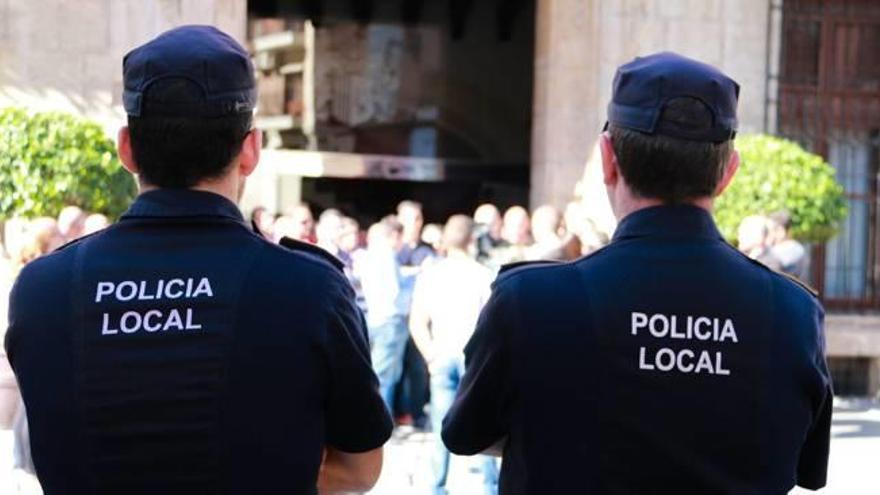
[442,205,832,495]
[5,189,392,494]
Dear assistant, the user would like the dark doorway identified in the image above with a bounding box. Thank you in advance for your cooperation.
[249,0,536,217]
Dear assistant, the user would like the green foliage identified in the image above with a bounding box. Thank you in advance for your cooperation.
[0,107,135,219]
[714,134,848,243]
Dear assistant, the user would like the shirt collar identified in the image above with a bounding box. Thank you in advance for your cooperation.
[120,189,246,225]
[611,204,723,242]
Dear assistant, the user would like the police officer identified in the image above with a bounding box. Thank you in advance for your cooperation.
[442,52,832,494]
[5,26,392,494]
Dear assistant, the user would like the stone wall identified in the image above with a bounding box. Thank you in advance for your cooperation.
[531,0,773,211]
[309,1,534,164]
[0,0,246,134]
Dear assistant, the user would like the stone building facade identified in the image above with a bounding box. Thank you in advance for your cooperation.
[533,0,774,215]
[0,0,245,133]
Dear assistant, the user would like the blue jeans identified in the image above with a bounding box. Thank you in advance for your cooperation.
[431,356,499,494]
[368,315,409,413]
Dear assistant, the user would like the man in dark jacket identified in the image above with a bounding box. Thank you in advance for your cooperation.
[6,26,392,495]
[443,52,832,495]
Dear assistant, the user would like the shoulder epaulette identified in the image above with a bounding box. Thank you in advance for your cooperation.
[52,230,101,253]
[727,244,819,298]
[251,219,264,237]
[496,240,615,277]
[278,236,345,273]
[497,259,561,276]
[772,266,819,298]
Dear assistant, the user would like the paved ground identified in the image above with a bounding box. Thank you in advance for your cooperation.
[372,397,880,494]
[788,398,880,495]
[370,428,495,494]
[1,398,877,494]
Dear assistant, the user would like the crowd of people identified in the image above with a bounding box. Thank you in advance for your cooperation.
[0,27,833,494]
[254,200,611,268]
[0,198,811,494]
[246,199,813,493]
[0,198,611,493]
[1,206,109,275]
[249,199,611,493]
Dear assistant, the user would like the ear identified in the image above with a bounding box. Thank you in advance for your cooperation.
[117,127,139,176]
[714,149,740,196]
[238,129,262,178]
[598,132,619,187]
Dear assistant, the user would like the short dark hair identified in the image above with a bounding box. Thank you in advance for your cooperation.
[128,113,252,188]
[609,98,733,204]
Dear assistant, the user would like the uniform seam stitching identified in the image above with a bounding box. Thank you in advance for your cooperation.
[70,233,97,492]
[216,236,266,491]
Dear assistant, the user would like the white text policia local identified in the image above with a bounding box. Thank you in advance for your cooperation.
[631,312,739,376]
[95,278,214,335]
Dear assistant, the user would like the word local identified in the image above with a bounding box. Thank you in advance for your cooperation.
[95,277,214,336]
[631,311,739,376]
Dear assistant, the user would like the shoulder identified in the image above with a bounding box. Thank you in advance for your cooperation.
[269,237,356,300]
[234,233,352,301]
[236,237,357,321]
[493,243,613,288]
[54,229,103,252]
[10,245,80,316]
[494,259,563,285]
[719,244,826,357]
[771,268,819,300]
[16,228,107,279]
[489,260,573,307]
[273,236,345,273]
[16,230,94,283]
[720,242,818,299]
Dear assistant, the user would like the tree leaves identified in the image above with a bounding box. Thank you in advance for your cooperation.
[0,108,136,219]
[714,134,848,243]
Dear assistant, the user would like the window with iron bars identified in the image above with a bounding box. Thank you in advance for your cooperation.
[778,0,880,309]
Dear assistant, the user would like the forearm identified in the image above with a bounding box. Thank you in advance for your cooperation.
[317,458,360,494]
[318,447,383,494]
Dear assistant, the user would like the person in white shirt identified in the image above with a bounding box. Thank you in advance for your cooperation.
[410,215,498,494]
[356,218,410,413]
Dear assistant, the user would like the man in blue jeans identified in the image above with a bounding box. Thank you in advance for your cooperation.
[358,218,410,411]
[410,215,498,494]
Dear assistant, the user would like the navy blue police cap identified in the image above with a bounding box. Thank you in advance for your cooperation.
[606,52,739,143]
[122,25,256,118]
